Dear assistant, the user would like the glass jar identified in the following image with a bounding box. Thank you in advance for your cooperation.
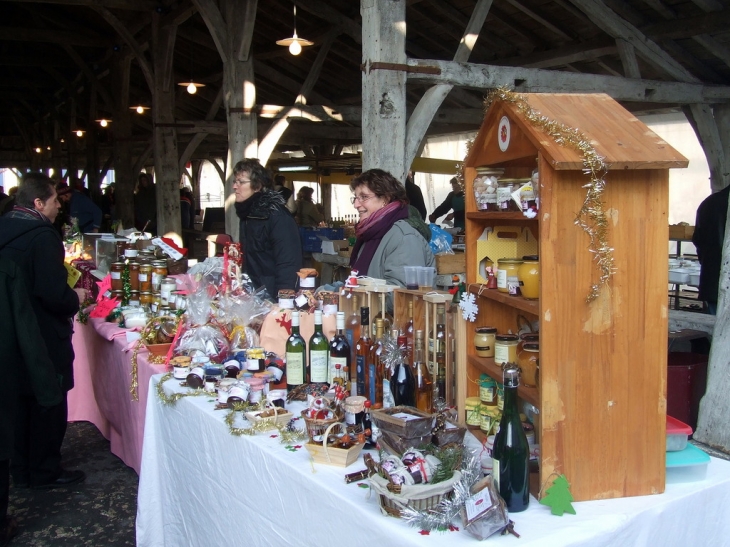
[480,406,499,434]
[128,290,141,307]
[151,260,168,291]
[479,373,497,406]
[494,333,519,366]
[140,291,154,307]
[518,255,539,300]
[473,326,497,358]
[496,258,523,293]
[497,179,520,212]
[128,262,140,291]
[473,167,501,212]
[110,289,124,301]
[518,342,539,387]
[110,262,124,291]
[139,264,153,292]
[160,278,177,305]
[465,396,482,427]
[507,275,521,297]
[516,178,537,212]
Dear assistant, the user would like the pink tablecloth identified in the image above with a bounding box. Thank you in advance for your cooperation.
[68,318,166,474]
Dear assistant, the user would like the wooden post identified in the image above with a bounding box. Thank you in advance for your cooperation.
[361,0,407,181]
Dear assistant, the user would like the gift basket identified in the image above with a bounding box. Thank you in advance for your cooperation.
[304,421,364,467]
[300,396,345,441]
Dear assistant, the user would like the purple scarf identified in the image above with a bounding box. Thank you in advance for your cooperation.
[350,202,409,275]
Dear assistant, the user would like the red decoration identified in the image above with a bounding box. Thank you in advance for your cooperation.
[418,530,430,536]
[275,312,292,335]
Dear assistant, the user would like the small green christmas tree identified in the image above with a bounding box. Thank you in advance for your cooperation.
[539,474,576,516]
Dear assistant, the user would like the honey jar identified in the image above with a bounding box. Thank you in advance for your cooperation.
[494,334,519,366]
[473,326,497,358]
[496,258,523,293]
[139,264,153,292]
[518,255,540,300]
[518,342,539,387]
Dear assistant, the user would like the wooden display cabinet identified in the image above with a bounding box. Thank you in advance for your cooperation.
[457,93,687,501]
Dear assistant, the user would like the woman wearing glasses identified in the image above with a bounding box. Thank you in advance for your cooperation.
[233,159,302,300]
[349,169,434,292]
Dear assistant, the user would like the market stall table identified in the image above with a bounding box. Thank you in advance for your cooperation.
[137,374,730,547]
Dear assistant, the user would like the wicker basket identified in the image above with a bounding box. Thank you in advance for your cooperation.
[304,422,364,467]
[300,408,345,441]
[370,470,462,518]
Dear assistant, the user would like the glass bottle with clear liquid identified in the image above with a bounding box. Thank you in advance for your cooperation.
[413,330,433,412]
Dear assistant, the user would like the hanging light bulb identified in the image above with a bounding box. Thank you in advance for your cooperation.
[95,118,111,127]
[130,105,150,114]
[35,147,42,153]
[75,129,85,137]
[178,81,205,94]
[187,82,197,94]
[276,5,313,55]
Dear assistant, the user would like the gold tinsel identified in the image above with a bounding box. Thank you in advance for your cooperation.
[129,315,181,401]
[483,88,614,303]
[225,400,308,443]
[155,372,209,405]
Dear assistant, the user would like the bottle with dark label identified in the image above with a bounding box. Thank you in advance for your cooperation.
[355,307,372,398]
[368,318,385,408]
[492,365,530,513]
[308,309,329,384]
[392,331,415,407]
[402,300,415,366]
[329,311,351,387]
[285,311,306,391]
[345,295,361,386]
[413,330,433,412]
[435,304,447,400]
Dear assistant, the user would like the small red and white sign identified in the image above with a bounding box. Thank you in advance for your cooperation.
[498,115,511,152]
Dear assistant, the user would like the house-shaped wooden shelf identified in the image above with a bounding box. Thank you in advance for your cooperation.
[459,93,688,501]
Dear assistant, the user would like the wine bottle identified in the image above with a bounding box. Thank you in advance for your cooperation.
[329,311,351,387]
[403,300,415,366]
[345,295,361,386]
[492,365,530,513]
[435,304,447,400]
[285,311,306,391]
[308,309,329,384]
[392,331,415,406]
[355,307,372,397]
[368,318,385,408]
[413,330,433,412]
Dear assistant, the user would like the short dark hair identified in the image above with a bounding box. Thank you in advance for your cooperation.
[274,174,286,186]
[16,172,55,208]
[297,186,314,200]
[350,168,407,205]
[233,158,273,192]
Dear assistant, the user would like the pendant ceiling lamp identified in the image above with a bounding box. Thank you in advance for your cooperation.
[178,42,205,94]
[276,4,313,56]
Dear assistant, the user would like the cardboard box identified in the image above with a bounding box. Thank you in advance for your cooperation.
[669,224,694,240]
[321,239,349,255]
[475,225,537,283]
[435,252,465,274]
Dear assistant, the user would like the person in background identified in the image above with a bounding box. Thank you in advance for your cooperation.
[134,173,157,233]
[273,174,293,203]
[179,188,196,230]
[233,159,302,300]
[0,256,63,546]
[692,184,730,315]
[429,176,465,230]
[350,169,434,290]
[0,186,6,202]
[294,186,325,227]
[59,179,102,233]
[1,187,18,216]
[405,171,427,220]
[100,184,116,231]
[53,183,72,235]
[0,173,87,491]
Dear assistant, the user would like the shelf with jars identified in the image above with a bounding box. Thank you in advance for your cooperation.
[456,91,688,502]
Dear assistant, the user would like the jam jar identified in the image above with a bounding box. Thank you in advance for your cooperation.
[517,342,539,388]
[151,260,168,291]
[473,326,497,358]
[518,255,540,300]
[494,334,519,366]
[110,262,124,291]
[496,258,523,293]
[138,264,153,292]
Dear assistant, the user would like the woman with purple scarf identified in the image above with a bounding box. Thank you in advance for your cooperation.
[349,169,434,302]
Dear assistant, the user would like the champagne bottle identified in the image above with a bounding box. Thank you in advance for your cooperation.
[285,311,306,391]
[329,311,351,387]
[308,309,329,384]
[413,330,432,412]
[368,318,385,408]
[492,365,530,513]
[355,307,372,397]
[345,295,361,386]
[435,304,447,400]
[392,331,415,406]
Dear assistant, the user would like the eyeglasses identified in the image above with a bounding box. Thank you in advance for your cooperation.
[350,193,376,204]
[233,178,251,186]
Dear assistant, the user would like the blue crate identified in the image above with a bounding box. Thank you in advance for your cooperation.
[299,227,344,253]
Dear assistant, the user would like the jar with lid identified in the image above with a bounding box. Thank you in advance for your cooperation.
[128,290,141,307]
[497,179,520,212]
[496,258,523,293]
[160,278,177,305]
[518,255,539,300]
[494,334,519,366]
[474,326,497,357]
[110,262,124,291]
[465,396,482,427]
[518,342,539,387]
[128,262,140,291]
[140,291,154,308]
[480,406,500,434]
[516,178,537,213]
[139,264,153,292]
[110,289,124,301]
[479,373,497,406]
[473,167,501,212]
[151,260,168,291]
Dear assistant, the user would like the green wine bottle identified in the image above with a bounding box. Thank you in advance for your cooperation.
[491,365,530,512]
[308,309,329,384]
[286,311,306,391]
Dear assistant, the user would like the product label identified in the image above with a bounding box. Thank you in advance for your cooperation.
[496,269,508,289]
[494,345,510,365]
[368,362,376,404]
[286,353,304,385]
[464,487,493,521]
[138,273,148,282]
[356,355,365,396]
[310,350,329,383]
[479,386,495,403]
[383,379,392,408]
[329,356,347,385]
[152,272,163,286]
[492,458,500,491]
[345,329,354,350]
[111,271,121,280]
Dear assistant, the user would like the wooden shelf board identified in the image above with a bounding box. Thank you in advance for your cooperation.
[468,285,539,315]
[466,354,539,408]
[466,211,537,221]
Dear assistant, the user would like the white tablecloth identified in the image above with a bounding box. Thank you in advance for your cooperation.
[137,374,730,547]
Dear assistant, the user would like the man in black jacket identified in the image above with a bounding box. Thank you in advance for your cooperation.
[0,173,87,490]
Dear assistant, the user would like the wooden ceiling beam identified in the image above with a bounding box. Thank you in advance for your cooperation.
[502,0,575,42]
[0,0,158,9]
[640,10,730,41]
[496,37,617,68]
[0,26,110,47]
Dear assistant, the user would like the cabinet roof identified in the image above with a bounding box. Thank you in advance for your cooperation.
[473,93,689,170]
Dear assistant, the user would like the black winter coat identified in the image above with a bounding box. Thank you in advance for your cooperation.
[235,190,302,300]
[0,257,63,460]
[692,185,730,304]
[0,216,80,391]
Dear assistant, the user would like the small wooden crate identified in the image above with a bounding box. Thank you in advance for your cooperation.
[433,419,467,446]
[378,430,432,456]
[435,252,466,274]
[304,422,365,467]
[245,407,293,428]
[371,406,433,438]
